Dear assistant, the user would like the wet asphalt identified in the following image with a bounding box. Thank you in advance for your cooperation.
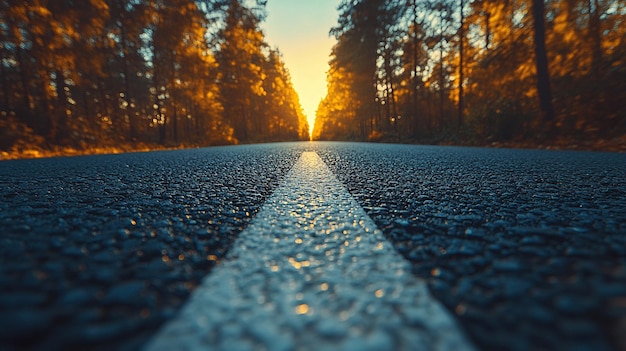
[0,141,625,351]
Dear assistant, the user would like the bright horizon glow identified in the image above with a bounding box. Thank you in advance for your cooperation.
[262,0,340,138]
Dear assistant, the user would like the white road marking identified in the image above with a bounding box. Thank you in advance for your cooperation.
[146,151,475,351]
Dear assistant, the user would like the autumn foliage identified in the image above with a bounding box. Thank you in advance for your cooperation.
[313,0,626,150]
[0,0,309,158]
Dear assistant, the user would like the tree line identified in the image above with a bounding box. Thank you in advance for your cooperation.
[0,0,309,154]
[312,0,626,147]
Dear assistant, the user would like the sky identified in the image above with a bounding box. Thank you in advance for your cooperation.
[261,0,341,136]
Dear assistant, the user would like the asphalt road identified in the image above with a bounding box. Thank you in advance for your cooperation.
[316,142,626,351]
[1,142,625,351]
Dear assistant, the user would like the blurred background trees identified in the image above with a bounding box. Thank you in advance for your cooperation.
[0,0,309,154]
[313,0,626,149]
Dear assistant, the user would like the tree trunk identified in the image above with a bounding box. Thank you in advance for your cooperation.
[439,7,445,131]
[458,0,464,131]
[383,46,393,131]
[388,78,398,135]
[241,94,249,142]
[588,0,602,77]
[194,104,202,142]
[118,0,136,142]
[411,0,419,136]
[0,53,10,111]
[172,98,178,143]
[16,46,32,113]
[170,53,178,143]
[53,70,69,144]
[82,91,94,132]
[484,10,491,50]
[531,0,555,123]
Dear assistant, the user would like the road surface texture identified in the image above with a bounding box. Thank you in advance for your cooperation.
[0,141,625,351]
[316,142,626,351]
[146,151,473,351]
[0,144,303,350]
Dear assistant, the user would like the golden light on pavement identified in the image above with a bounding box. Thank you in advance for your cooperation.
[295,304,310,315]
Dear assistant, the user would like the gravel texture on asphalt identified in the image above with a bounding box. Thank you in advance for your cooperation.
[0,143,304,351]
[147,151,474,351]
[315,142,626,351]
[2,141,625,351]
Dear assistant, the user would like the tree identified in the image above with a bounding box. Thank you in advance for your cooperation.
[458,0,465,130]
[1,0,308,153]
[214,0,308,143]
[314,0,625,145]
[215,0,267,143]
[263,49,309,141]
[313,65,358,141]
[531,0,555,123]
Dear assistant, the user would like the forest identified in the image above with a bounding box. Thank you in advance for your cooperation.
[0,0,309,157]
[312,0,626,150]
